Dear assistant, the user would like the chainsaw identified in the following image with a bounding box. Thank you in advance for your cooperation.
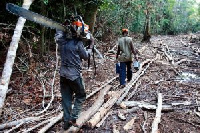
[6,3,97,75]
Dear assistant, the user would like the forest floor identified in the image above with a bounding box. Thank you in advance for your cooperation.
[0,33,200,133]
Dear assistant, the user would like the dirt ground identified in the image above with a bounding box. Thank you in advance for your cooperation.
[0,33,200,133]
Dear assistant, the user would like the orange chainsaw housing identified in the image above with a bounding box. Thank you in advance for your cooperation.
[72,21,89,32]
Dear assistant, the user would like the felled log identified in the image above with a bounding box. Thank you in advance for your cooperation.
[87,90,121,128]
[66,85,112,132]
[151,93,162,133]
[0,117,41,130]
[120,101,173,111]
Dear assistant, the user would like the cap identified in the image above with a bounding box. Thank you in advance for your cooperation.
[122,29,128,32]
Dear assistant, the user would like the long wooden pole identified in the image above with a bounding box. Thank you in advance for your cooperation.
[0,0,34,115]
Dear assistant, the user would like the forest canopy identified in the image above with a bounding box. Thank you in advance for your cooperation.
[1,0,200,35]
[0,0,199,54]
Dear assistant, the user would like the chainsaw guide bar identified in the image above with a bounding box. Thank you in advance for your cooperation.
[6,3,67,31]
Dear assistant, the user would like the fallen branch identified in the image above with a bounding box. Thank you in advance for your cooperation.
[174,58,188,66]
[151,93,162,133]
[94,46,104,59]
[23,117,54,133]
[36,43,59,115]
[0,117,41,130]
[142,112,148,133]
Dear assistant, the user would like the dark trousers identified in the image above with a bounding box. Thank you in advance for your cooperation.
[60,76,86,122]
[119,61,132,85]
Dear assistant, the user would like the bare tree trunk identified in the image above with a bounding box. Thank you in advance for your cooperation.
[40,1,46,56]
[0,0,34,115]
[142,1,151,42]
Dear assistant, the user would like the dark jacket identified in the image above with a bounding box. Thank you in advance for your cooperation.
[55,31,89,81]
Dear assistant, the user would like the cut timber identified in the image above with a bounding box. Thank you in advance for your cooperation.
[123,116,136,131]
[121,101,173,111]
[0,117,40,130]
[66,85,112,132]
[151,93,162,133]
[87,90,121,128]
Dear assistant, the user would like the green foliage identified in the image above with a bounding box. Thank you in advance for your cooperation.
[43,0,48,5]
[96,0,200,36]
[1,0,200,49]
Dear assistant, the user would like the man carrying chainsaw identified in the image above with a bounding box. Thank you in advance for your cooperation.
[55,15,93,130]
[116,29,138,86]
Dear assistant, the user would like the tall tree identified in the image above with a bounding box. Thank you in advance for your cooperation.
[84,1,98,34]
[40,1,47,56]
[142,0,151,42]
[0,0,34,115]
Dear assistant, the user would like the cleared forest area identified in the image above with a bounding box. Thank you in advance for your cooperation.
[0,32,200,132]
[0,0,200,132]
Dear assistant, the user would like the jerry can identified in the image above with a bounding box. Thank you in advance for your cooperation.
[116,63,120,74]
[133,61,140,70]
